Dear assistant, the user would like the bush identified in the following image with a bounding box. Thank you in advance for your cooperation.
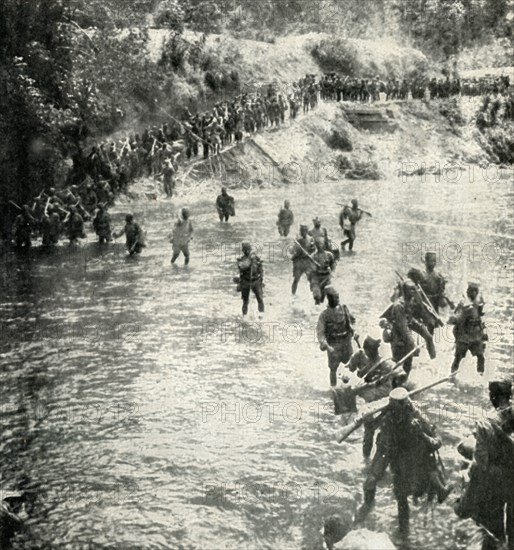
[311,37,430,80]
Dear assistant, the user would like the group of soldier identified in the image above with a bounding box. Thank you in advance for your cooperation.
[319,72,511,103]
[311,235,509,548]
[5,176,512,549]
[220,192,510,549]
[8,66,512,251]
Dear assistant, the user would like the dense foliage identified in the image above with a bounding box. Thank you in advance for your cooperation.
[0,0,243,227]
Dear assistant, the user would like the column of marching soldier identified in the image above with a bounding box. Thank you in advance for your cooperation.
[7,71,513,250]
[63,185,512,548]
[182,190,509,549]
[4,189,511,549]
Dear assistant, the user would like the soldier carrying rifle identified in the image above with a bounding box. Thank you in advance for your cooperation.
[448,282,487,375]
[353,385,452,534]
[339,199,371,252]
[334,333,413,458]
[381,280,436,375]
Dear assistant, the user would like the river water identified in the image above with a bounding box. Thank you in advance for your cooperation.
[1,169,512,549]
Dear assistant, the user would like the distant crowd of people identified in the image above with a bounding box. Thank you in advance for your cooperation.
[318,73,512,102]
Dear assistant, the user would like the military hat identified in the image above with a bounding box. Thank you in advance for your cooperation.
[324,286,339,297]
[363,334,381,350]
[425,251,437,260]
[489,379,512,399]
[313,217,321,224]
[407,267,424,284]
[389,387,409,402]
[181,207,190,218]
[242,241,252,251]
[402,279,417,292]
[299,224,308,231]
[351,198,358,207]
[467,281,480,290]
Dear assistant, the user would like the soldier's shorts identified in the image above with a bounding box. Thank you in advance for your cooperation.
[292,259,312,280]
[173,243,190,256]
[343,228,356,241]
[310,273,331,302]
[327,338,353,373]
[455,340,485,357]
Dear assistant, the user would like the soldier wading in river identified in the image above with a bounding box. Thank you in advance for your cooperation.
[355,387,451,534]
[236,242,264,318]
[216,187,235,223]
[448,282,487,375]
[455,379,514,550]
[170,207,193,265]
[291,224,315,295]
[317,286,356,387]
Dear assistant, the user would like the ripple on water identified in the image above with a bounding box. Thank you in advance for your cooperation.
[1,175,512,549]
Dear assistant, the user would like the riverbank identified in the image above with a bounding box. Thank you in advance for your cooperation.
[123,96,507,204]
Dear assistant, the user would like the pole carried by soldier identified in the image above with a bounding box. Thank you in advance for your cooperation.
[336,374,456,444]
[338,199,371,252]
[333,336,422,458]
[350,383,454,534]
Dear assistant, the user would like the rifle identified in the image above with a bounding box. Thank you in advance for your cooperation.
[336,202,372,217]
[354,343,424,388]
[293,239,320,268]
[43,198,51,216]
[335,373,455,443]
[120,138,130,156]
[9,200,22,211]
[395,270,444,328]
[415,282,445,328]
[364,344,427,390]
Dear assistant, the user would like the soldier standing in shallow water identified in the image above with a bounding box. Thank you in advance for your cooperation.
[455,379,514,550]
[343,335,404,458]
[448,282,487,375]
[291,224,315,295]
[114,214,145,255]
[276,200,294,237]
[92,204,112,244]
[216,187,235,222]
[317,287,356,387]
[237,242,264,318]
[66,206,86,245]
[419,251,451,312]
[310,238,335,305]
[171,207,193,266]
[355,387,451,534]
[386,280,435,375]
[309,217,329,251]
[340,199,363,252]
[12,205,36,248]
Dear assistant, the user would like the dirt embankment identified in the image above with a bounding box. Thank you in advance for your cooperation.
[125,96,491,202]
[125,34,498,200]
